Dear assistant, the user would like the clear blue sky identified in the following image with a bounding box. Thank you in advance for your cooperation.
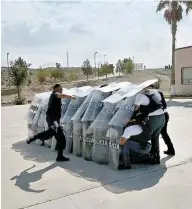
[1,0,192,68]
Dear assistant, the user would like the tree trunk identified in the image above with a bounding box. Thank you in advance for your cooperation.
[87,74,88,82]
[17,86,21,99]
[171,22,176,86]
[170,2,177,96]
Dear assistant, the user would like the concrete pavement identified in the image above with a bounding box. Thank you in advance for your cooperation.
[1,99,192,209]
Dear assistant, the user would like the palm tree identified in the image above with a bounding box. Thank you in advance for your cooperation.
[156,1,192,95]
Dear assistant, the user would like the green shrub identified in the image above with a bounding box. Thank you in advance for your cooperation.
[36,70,50,84]
[50,69,64,80]
[69,71,78,81]
[8,57,30,104]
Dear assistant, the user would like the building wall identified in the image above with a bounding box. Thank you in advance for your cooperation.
[175,46,192,95]
[134,63,143,70]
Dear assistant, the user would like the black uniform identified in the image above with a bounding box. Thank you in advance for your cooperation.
[158,91,175,155]
[133,93,165,164]
[27,91,66,158]
[119,114,152,170]
[46,92,62,127]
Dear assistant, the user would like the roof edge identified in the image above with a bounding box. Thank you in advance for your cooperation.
[175,45,192,51]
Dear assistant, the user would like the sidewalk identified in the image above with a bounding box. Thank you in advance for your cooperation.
[1,99,192,209]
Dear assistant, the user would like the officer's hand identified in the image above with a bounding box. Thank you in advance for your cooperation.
[71,95,76,100]
[119,137,127,145]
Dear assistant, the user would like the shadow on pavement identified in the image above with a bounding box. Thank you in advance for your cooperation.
[11,140,172,194]
[10,164,56,193]
[167,100,192,108]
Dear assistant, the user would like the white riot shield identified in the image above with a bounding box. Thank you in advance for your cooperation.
[71,91,95,157]
[31,103,42,131]
[81,90,111,122]
[107,127,122,169]
[82,122,94,160]
[51,136,57,152]
[63,123,73,153]
[60,98,71,125]
[62,95,88,153]
[81,90,111,160]
[88,103,117,164]
[72,121,83,156]
[108,96,136,169]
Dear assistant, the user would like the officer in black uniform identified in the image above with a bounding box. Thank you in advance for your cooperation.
[118,114,152,170]
[149,85,175,155]
[133,90,165,164]
[27,84,76,162]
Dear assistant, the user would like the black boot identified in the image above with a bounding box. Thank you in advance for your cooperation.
[164,144,175,155]
[124,155,132,169]
[26,136,37,144]
[56,149,69,162]
[118,154,131,170]
[147,152,160,164]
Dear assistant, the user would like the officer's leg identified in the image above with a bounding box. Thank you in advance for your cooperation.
[118,141,133,170]
[130,142,152,163]
[55,127,69,162]
[27,128,56,144]
[119,140,150,169]
[149,114,165,164]
[149,114,165,153]
[160,112,175,155]
[27,116,55,144]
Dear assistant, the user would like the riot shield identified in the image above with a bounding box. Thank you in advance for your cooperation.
[72,121,83,156]
[81,90,111,160]
[107,127,122,169]
[62,96,87,153]
[63,122,73,153]
[82,122,94,161]
[108,96,136,169]
[89,102,117,164]
[62,86,93,153]
[71,90,96,156]
[60,98,71,125]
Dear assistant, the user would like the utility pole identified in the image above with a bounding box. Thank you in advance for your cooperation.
[6,53,10,87]
[104,54,106,64]
[7,52,9,70]
[94,52,97,77]
[133,56,135,70]
[97,62,101,80]
[66,51,69,69]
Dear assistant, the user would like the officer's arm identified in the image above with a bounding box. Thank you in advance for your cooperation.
[57,94,76,100]
[120,127,130,145]
[119,137,127,145]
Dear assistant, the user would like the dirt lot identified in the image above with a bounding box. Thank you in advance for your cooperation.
[1,69,171,105]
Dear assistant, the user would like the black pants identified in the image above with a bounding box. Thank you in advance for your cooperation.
[33,116,66,151]
[160,112,173,149]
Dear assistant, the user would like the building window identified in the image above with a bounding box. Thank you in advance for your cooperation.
[181,67,192,85]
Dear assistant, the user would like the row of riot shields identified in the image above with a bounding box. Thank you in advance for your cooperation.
[27,79,157,169]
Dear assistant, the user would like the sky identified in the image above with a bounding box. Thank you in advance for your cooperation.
[1,0,192,68]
